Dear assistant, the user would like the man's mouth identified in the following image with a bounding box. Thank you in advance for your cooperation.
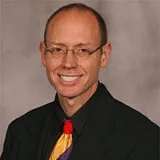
[60,75,80,82]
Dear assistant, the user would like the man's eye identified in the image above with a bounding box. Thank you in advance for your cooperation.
[79,48,89,53]
[53,47,63,52]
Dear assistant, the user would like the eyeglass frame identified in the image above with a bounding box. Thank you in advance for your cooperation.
[44,41,107,58]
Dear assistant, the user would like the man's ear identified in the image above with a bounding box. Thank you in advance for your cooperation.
[100,43,111,68]
[39,41,47,66]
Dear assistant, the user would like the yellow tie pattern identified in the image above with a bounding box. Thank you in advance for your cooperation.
[49,120,73,160]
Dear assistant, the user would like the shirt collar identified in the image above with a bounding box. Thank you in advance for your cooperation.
[53,94,67,125]
[53,82,103,135]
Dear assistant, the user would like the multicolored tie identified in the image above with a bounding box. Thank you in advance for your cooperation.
[49,120,73,160]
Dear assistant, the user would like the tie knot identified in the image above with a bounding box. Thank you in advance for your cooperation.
[63,120,73,134]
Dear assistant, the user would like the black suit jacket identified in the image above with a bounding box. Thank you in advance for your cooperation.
[1,84,159,160]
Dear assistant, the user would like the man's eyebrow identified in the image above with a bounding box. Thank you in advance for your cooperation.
[75,43,91,47]
[46,41,91,47]
[46,41,67,47]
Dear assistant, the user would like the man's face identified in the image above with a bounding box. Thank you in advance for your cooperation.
[40,9,111,100]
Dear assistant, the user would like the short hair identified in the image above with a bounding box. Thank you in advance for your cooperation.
[44,3,108,45]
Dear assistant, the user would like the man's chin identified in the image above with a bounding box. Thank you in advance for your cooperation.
[56,87,83,99]
[58,92,80,99]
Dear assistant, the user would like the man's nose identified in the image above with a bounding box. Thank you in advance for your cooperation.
[61,50,78,69]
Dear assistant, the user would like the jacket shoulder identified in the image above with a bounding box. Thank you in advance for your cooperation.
[8,101,55,134]
[112,99,159,132]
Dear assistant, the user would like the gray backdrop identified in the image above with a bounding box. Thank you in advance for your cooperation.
[0,0,160,153]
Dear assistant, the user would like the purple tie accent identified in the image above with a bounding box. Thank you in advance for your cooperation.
[58,144,73,160]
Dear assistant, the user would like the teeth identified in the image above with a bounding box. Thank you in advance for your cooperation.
[60,75,79,81]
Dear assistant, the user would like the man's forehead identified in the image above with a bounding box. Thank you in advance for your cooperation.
[49,8,98,26]
[45,8,101,45]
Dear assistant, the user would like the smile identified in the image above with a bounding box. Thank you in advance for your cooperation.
[60,75,79,82]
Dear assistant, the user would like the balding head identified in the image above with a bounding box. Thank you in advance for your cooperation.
[44,3,108,45]
[46,8,101,48]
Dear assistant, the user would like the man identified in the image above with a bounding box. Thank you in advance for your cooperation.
[1,3,159,160]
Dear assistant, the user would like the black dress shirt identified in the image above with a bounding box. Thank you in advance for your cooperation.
[44,83,101,160]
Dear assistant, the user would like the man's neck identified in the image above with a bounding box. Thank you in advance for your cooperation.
[58,96,83,117]
[58,82,98,117]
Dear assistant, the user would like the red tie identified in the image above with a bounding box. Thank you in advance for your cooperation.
[49,120,73,160]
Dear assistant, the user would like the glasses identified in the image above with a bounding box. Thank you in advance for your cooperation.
[44,42,106,60]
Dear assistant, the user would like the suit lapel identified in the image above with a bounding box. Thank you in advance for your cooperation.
[35,102,56,160]
[69,84,116,160]
[69,118,115,160]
